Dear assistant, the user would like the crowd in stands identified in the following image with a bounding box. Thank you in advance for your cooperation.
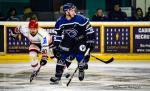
[0,7,37,21]
[0,4,150,21]
[91,4,150,21]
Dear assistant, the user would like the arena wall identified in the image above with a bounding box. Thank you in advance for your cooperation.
[0,22,150,63]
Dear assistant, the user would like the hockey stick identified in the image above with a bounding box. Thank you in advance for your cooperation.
[66,48,90,86]
[30,65,42,83]
[66,66,78,86]
[90,55,114,64]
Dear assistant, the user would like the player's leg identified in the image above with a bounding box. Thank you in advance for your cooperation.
[83,54,90,70]
[63,55,75,78]
[52,47,61,61]
[29,44,41,79]
[76,53,86,81]
[53,47,74,68]
[29,44,40,71]
[49,48,57,62]
[52,47,74,78]
[50,47,64,82]
[50,51,69,83]
[50,60,66,83]
[76,44,88,81]
[65,55,75,68]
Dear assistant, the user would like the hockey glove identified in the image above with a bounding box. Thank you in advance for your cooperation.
[52,35,63,47]
[49,29,57,35]
[40,56,47,66]
[86,40,95,51]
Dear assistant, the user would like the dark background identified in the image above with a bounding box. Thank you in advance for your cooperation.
[0,25,4,52]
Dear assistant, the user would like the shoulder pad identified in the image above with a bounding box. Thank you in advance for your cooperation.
[75,14,89,25]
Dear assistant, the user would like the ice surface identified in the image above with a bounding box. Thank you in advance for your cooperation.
[0,61,150,91]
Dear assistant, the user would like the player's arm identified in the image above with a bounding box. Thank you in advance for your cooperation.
[10,26,21,39]
[51,20,64,47]
[54,18,63,36]
[40,35,50,66]
[52,34,64,47]
[84,21,96,51]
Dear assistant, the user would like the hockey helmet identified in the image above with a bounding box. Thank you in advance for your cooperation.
[63,3,76,11]
[28,19,38,29]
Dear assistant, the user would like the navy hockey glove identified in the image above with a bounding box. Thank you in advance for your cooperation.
[86,40,95,51]
[52,35,63,47]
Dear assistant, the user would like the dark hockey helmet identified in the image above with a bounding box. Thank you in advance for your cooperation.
[63,3,76,11]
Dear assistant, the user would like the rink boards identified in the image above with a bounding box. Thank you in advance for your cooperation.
[0,22,150,62]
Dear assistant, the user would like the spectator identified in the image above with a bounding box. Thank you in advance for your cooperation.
[132,8,143,21]
[0,11,5,21]
[91,8,107,21]
[108,4,127,21]
[6,7,20,21]
[144,7,150,21]
[21,6,38,21]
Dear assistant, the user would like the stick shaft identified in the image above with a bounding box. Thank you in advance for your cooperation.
[66,48,90,86]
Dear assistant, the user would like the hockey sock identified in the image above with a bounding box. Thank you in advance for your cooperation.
[55,64,65,80]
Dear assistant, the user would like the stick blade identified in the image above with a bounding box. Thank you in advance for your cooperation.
[105,57,114,64]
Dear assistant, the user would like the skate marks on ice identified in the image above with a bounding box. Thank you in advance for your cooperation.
[0,62,150,91]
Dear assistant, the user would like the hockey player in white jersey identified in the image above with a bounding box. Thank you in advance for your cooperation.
[11,19,56,82]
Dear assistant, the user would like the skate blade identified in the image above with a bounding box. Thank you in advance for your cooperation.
[50,81,67,87]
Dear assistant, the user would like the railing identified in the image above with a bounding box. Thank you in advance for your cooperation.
[0,22,150,56]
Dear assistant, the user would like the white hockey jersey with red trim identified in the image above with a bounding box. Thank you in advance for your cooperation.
[17,25,52,57]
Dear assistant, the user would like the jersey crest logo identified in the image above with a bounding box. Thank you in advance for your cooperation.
[64,28,78,38]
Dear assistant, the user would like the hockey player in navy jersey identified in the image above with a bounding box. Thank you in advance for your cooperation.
[50,3,95,83]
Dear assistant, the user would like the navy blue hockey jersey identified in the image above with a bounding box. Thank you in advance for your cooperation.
[55,14,95,50]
